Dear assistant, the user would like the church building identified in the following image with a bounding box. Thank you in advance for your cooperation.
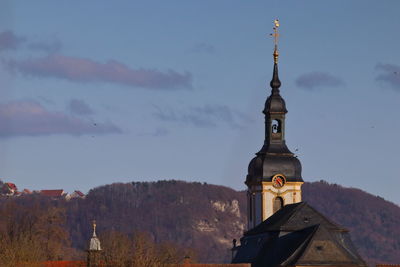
[232,20,367,267]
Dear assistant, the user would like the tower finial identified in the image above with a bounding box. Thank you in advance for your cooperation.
[271,19,280,64]
[269,19,281,90]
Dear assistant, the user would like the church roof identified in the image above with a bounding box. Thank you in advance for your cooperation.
[245,202,345,235]
[232,202,366,267]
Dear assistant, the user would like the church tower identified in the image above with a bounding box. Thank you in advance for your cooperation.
[246,20,304,230]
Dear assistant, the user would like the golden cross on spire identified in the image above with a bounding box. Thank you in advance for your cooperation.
[272,19,280,46]
[270,19,280,63]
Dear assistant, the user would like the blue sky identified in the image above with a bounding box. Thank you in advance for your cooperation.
[0,0,400,204]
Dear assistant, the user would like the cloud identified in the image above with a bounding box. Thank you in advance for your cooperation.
[0,100,121,137]
[295,72,344,90]
[28,40,62,53]
[190,43,215,54]
[0,31,25,51]
[153,104,252,129]
[67,99,94,116]
[4,54,192,90]
[0,30,61,53]
[375,63,400,91]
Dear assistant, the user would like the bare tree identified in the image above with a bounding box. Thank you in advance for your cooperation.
[0,196,70,266]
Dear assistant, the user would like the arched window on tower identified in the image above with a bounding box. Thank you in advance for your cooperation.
[273,196,284,213]
[271,119,282,140]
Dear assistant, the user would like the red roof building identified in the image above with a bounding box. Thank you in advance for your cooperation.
[6,182,17,191]
[1,182,18,196]
[40,189,66,198]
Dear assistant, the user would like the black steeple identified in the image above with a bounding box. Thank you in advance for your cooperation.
[246,22,303,185]
[260,46,290,154]
[269,61,281,91]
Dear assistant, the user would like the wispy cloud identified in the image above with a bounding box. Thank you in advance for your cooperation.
[0,30,60,53]
[28,39,62,53]
[375,63,400,91]
[153,104,252,129]
[295,72,344,90]
[190,43,215,54]
[0,31,25,51]
[4,54,192,90]
[67,99,94,116]
[0,100,121,137]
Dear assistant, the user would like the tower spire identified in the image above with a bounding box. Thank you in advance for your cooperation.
[270,19,281,92]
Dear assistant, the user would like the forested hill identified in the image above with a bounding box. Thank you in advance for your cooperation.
[67,181,247,263]
[1,180,399,265]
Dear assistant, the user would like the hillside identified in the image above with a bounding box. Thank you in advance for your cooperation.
[1,180,399,265]
[66,181,247,263]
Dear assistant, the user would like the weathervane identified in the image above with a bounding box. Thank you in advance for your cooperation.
[270,19,280,63]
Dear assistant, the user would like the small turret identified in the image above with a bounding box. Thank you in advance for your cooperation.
[89,220,101,251]
[87,220,102,267]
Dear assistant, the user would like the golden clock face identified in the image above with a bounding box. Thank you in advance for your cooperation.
[272,174,286,188]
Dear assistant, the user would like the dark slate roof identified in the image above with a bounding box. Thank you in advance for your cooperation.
[232,202,366,267]
[245,202,345,235]
[253,225,318,267]
[246,154,303,184]
[292,225,366,266]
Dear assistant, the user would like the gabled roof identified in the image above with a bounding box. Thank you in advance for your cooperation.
[245,202,346,235]
[253,225,318,267]
[288,224,366,266]
[248,224,366,267]
[40,189,65,197]
[233,202,366,267]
